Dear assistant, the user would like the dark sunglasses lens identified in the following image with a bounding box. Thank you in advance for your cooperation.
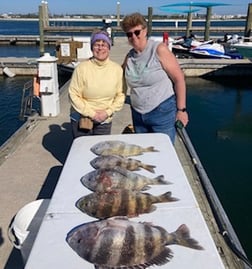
[134,30,141,36]
[126,29,141,38]
[126,32,133,38]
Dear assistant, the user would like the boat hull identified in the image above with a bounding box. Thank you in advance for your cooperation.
[232,42,252,59]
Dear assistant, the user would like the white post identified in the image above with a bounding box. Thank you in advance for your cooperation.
[117,1,120,27]
[37,53,60,117]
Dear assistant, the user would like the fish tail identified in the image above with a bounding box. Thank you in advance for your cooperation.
[144,146,159,153]
[159,191,179,202]
[141,163,156,173]
[171,224,204,250]
[154,175,172,185]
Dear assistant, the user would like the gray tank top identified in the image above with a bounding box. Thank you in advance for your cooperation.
[125,39,174,114]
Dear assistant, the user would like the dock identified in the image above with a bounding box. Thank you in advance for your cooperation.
[1,57,252,77]
[0,25,246,45]
[0,37,249,269]
[0,37,252,77]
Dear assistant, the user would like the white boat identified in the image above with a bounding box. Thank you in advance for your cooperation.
[231,42,252,59]
[189,43,232,59]
[172,39,242,59]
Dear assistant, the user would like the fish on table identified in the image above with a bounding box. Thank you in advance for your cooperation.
[76,189,179,219]
[90,140,159,157]
[66,216,204,268]
[90,154,156,173]
[81,167,171,192]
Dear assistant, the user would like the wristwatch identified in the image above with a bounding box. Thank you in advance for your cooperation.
[177,107,187,112]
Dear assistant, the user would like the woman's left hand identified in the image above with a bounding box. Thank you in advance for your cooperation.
[176,111,189,127]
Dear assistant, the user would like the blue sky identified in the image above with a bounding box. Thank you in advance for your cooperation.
[0,0,251,16]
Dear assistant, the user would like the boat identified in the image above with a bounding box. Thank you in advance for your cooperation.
[231,41,252,60]
[171,37,213,57]
[172,38,242,59]
[189,43,233,59]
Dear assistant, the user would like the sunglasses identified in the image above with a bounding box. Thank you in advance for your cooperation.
[126,29,142,38]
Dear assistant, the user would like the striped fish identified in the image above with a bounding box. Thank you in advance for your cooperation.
[76,189,179,219]
[90,155,156,173]
[90,140,159,157]
[81,167,171,192]
[66,216,204,268]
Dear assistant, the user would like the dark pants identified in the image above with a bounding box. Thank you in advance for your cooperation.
[71,120,112,139]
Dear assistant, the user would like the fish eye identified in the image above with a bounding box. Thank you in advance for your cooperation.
[77,238,82,244]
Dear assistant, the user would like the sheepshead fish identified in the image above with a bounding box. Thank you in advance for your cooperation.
[66,216,204,268]
[90,140,159,157]
[76,189,179,219]
[90,155,156,173]
[81,167,171,192]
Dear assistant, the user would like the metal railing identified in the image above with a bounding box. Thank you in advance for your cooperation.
[19,79,40,120]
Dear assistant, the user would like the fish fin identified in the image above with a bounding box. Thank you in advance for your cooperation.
[154,175,172,185]
[141,163,156,173]
[144,146,159,153]
[160,191,179,202]
[173,224,204,250]
[146,247,173,267]
[130,167,141,171]
[141,185,151,191]
[113,166,129,176]
[148,205,157,213]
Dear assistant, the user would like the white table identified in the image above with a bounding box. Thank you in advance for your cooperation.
[25,133,225,269]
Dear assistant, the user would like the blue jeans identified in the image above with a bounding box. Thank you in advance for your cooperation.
[131,95,177,144]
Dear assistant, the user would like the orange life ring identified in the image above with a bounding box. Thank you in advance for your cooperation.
[33,76,40,97]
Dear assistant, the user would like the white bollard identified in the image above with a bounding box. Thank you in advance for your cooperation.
[37,53,60,117]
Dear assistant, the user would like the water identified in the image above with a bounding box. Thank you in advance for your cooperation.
[186,77,252,261]
[0,73,70,146]
[0,44,55,58]
[0,19,251,262]
[0,76,31,146]
[0,18,246,38]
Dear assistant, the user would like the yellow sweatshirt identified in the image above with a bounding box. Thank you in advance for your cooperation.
[68,57,125,122]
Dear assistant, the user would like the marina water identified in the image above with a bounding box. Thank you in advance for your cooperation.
[0,19,252,262]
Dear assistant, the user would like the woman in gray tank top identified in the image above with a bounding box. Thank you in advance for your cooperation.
[121,12,188,144]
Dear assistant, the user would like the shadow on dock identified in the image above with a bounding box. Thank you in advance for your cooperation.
[42,122,73,165]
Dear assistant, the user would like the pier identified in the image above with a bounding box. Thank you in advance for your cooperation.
[0,25,246,46]
[0,35,69,45]
[1,37,252,77]
[44,25,246,36]
[0,36,247,269]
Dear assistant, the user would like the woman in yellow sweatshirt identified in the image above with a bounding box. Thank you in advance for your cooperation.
[68,30,125,138]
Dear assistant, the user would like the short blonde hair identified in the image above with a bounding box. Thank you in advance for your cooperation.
[121,12,147,32]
